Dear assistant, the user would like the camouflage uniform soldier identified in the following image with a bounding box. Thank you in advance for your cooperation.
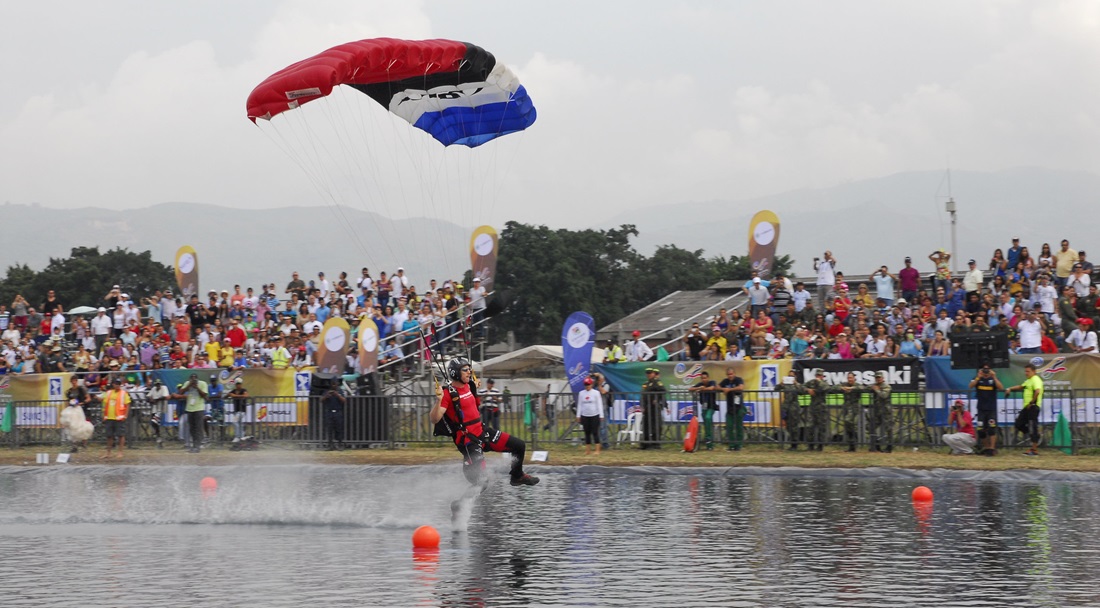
[835,372,865,452]
[803,368,830,451]
[640,367,668,449]
[868,371,894,453]
[779,369,806,450]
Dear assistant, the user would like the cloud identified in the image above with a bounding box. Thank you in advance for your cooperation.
[1,0,1098,232]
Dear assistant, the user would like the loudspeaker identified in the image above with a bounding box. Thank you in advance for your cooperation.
[950,331,1010,369]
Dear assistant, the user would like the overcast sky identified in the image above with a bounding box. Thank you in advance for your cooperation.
[2,0,1098,231]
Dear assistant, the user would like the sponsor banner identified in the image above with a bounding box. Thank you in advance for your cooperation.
[0,404,59,428]
[596,360,789,425]
[562,311,596,393]
[174,246,199,298]
[315,317,351,375]
[245,400,299,424]
[748,210,780,278]
[609,397,772,425]
[357,317,380,373]
[1,368,310,424]
[792,358,921,391]
[925,354,1100,424]
[469,225,499,291]
[1,373,70,402]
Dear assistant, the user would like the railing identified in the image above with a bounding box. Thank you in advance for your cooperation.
[5,388,1094,453]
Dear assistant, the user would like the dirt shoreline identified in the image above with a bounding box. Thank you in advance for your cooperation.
[3,444,1099,473]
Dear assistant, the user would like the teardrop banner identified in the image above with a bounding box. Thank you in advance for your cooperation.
[561,311,595,393]
[357,317,380,374]
[469,225,499,291]
[314,317,351,375]
[174,246,199,298]
[747,210,780,279]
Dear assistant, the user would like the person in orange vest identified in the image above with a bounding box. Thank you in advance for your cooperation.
[100,376,132,459]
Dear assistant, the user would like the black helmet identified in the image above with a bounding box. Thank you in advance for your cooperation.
[447,357,471,381]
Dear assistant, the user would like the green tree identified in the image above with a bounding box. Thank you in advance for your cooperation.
[0,246,174,311]
[492,223,794,345]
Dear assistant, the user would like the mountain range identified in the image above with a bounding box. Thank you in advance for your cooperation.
[3,167,1098,300]
[602,167,1100,279]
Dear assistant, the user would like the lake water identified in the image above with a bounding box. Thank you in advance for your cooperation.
[2,464,1099,607]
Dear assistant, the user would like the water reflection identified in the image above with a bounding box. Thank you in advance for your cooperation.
[1,466,1100,607]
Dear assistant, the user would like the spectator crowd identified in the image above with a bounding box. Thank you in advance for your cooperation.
[0,267,491,385]
[675,237,1098,361]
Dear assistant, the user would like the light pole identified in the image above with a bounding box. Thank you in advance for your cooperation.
[945,197,958,275]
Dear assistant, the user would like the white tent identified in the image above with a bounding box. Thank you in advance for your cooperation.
[475,345,606,378]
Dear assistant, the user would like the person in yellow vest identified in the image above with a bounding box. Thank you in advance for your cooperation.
[602,337,625,364]
[100,377,132,459]
[270,335,291,369]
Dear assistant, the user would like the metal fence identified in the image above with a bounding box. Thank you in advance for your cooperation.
[4,388,1098,454]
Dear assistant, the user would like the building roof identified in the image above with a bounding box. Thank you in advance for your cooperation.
[596,289,746,345]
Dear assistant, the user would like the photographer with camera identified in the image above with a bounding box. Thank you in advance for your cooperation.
[322,381,347,451]
[943,399,977,455]
[969,363,1003,456]
[172,373,208,453]
[813,251,837,312]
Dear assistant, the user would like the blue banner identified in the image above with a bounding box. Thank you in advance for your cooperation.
[561,311,596,393]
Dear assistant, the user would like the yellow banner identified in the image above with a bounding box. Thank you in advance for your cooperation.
[748,210,780,278]
[174,246,199,298]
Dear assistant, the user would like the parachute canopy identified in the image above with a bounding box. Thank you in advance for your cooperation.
[246,38,536,147]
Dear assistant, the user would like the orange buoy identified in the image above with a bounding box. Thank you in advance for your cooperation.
[412,525,441,549]
[911,485,934,502]
[200,476,218,491]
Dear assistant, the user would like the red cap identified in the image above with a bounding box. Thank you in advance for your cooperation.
[584,377,594,385]
[632,330,641,337]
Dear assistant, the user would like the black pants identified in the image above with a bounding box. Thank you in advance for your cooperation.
[325,410,344,445]
[580,415,600,445]
[187,410,205,449]
[455,429,525,486]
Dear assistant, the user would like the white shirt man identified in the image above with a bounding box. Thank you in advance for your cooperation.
[963,260,984,293]
[815,254,836,288]
[873,268,896,304]
[1,327,20,344]
[317,273,331,299]
[357,269,373,292]
[792,284,812,312]
[302,315,324,335]
[1069,268,1092,298]
[50,311,66,335]
[91,310,112,337]
[392,269,409,298]
[1017,313,1043,351]
[1036,281,1058,315]
[468,280,487,312]
[625,334,653,362]
[1067,322,1098,353]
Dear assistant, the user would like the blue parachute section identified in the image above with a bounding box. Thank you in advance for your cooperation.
[413,85,537,148]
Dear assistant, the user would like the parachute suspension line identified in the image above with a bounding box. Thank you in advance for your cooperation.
[377,66,450,267]
[288,105,380,263]
[485,129,529,228]
[320,88,403,265]
[253,121,373,264]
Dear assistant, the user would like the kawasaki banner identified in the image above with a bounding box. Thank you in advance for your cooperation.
[792,358,921,390]
[562,311,596,393]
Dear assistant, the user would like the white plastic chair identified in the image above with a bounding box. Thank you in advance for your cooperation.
[617,411,643,446]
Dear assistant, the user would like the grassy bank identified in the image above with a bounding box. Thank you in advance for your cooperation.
[3,443,1099,473]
